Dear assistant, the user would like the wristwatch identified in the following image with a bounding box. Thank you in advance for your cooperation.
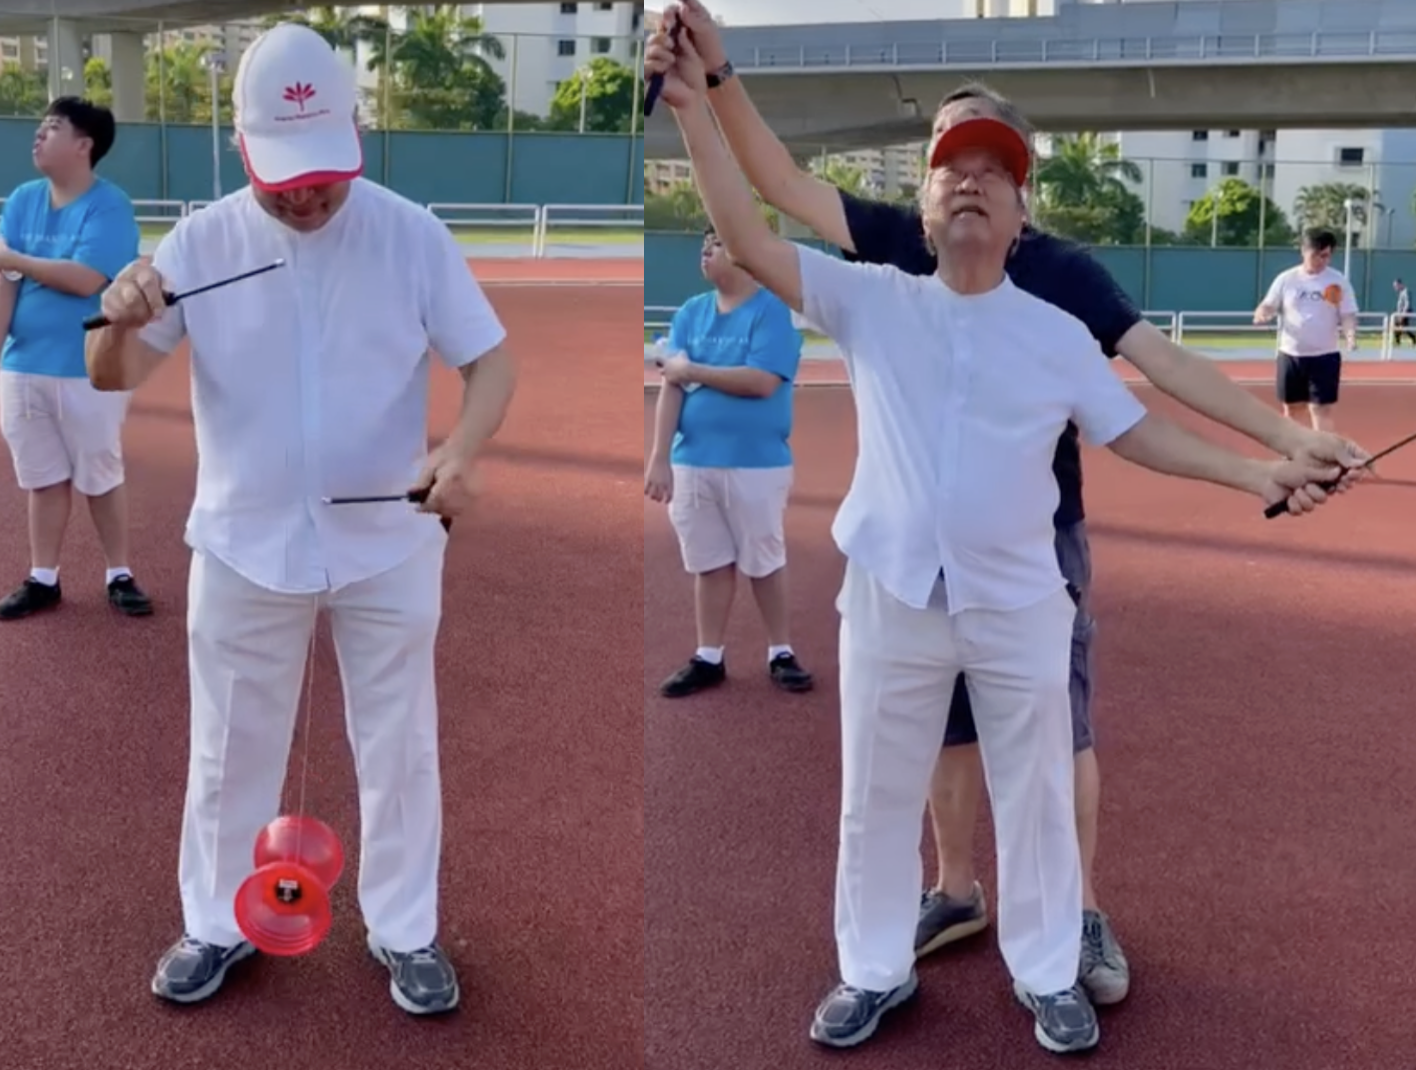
[706,60,735,89]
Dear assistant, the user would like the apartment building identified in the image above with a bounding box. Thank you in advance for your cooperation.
[1115,128,1416,247]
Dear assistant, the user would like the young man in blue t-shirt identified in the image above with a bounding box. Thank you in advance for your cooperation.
[645,226,814,698]
[0,96,149,620]
[648,0,1371,1035]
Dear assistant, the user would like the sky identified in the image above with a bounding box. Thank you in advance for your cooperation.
[684,0,976,26]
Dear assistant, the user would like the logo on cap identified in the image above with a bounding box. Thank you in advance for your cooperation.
[283,82,316,112]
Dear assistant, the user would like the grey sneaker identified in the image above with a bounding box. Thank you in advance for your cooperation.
[915,882,989,958]
[151,935,255,1004]
[1014,982,1100,1054]
[1079,909,1130,1005]
[808,970,918,1048]
[369,936,460,1015]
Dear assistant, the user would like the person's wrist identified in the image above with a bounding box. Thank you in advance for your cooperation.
[1243,457,1277,498]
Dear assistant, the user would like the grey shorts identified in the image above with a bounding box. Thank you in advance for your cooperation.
[942,520,1096,754]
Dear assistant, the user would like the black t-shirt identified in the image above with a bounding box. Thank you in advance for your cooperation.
[838,190,1143,528]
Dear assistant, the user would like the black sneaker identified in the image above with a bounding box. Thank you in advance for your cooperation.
[768,652,814,693]
[808,971,918,1048]
[1014,981,1100,1054]
[369,937,460,1015]
[151,935,256,1004]
[0,577,61,620]
[108,574,153,616]
[659,656,726,698]
[915,882,989,958]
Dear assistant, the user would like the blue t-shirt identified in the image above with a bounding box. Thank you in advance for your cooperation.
[838,190,1143,529]
[668,288,802,469]
[2,177,140,378]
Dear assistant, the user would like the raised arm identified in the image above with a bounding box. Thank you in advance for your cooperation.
[665,38,804,313]
[649,2,855,252]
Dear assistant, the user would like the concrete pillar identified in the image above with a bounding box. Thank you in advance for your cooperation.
[985,0,1009,17]
[47,19,84,101]
[108,32,146,121]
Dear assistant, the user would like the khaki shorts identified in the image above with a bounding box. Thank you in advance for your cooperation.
[667,464,793,579]
[0,370,131,495]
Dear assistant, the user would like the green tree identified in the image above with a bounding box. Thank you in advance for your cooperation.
[643,177,778,232]
[1293,181,1370,235]
[362,6,506,131]
[146,41,233,123]
[1031,133,1147,244]
[547,57,636,133]
[1183,178,1295,247]
[85,56,113,109]
[810,159,870,198]
[0,66,48,118]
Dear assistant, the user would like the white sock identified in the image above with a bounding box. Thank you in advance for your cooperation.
[30,567,58,586]
[768,644,794,663]
[106,567,132,584]
[695,646,724,665]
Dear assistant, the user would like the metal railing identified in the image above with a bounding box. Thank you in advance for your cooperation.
[733,31,1416,71]
[646,307,1412,361]
[0,198,643,259]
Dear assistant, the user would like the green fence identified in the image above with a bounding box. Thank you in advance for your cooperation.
[645,232,1416,316]
[0,118,644,208]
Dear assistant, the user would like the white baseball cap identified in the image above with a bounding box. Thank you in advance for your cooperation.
[233,22,363,192]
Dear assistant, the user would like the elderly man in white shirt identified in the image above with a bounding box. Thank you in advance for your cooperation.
[653,36,1344,1057]
[82,23,516,1016]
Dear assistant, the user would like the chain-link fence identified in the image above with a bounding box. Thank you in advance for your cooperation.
[0,10,646,223]
[648,144,1416,254]
[0,11,645,133]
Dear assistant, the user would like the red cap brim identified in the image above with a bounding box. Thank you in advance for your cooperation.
[928,117,1030,187]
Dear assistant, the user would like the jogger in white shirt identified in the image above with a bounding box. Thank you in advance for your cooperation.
[651,29,1348,1056]
[1254,226,1358,433]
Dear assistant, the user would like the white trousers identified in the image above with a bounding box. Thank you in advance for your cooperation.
[178,542,445,953]
[833,560,1082,996]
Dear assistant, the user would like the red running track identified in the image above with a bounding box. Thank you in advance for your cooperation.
[645,383,1416,1070]
[0,262,643,1070]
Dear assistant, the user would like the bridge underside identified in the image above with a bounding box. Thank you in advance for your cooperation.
[645,60,1416,158]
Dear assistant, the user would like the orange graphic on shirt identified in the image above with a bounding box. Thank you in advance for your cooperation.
[1322,283,1343,306]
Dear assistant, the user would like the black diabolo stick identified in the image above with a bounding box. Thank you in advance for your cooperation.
[643,18,683,118]
[1264,428,1416,518]
[82,259,287,331]
[324,488,451,533]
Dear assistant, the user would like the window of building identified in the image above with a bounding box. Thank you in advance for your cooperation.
[596,2,614,8]
[1222,161,1240,176]
[1225,130,1241,138]
[560,3,577,12]
[557,39,577,56]
[1190,163,1208,178]
[1336,146,1365,166]
[593,37,612,53]
[1191,130,1208,141]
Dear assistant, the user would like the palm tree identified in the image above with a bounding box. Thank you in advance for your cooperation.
[359,6,506,130]
[1293,181,1370,235]
[1033,132,1144,208]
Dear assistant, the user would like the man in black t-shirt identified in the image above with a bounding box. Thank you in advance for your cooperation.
[647,0,1368,1029]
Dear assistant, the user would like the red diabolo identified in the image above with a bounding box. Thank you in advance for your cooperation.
[234,816,345,956]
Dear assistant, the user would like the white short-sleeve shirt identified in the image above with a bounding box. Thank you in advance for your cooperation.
[139,179,506,593]
[1262,265,1358,357]
[796,244,1146,614]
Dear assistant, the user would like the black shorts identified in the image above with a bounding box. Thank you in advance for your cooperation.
[1277,352,1341,406]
